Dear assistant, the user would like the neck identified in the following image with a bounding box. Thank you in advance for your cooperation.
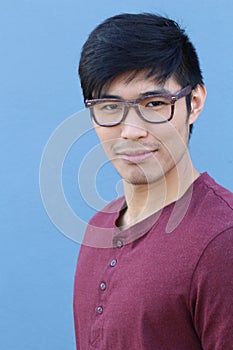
[119,153,199,229]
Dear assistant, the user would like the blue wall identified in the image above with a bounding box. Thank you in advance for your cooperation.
[1,1,232,349]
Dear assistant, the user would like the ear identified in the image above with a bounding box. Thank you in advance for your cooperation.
[189,84,207,125]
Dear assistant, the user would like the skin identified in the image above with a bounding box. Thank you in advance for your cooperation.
[93,72,207,228]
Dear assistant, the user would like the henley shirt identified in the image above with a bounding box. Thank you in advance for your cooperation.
[73,173,233,350]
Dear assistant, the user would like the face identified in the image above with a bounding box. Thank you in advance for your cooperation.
[92,73,205,185]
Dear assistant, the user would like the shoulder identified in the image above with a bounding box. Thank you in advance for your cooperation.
[80,196,125,248]
[190,173,233,230]
[196,172,233,211]
[168,173,233,262]
[187,174,233,287]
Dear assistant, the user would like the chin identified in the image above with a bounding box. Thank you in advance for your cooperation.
[125,178,149,185]
[123,171,164,185]
[114,161,166,185]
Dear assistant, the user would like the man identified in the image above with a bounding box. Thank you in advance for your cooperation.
[73,13,233,349]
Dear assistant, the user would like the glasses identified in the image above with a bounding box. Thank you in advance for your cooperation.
[85,85,192,127]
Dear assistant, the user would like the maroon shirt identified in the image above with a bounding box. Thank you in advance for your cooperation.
[73,173,233,349]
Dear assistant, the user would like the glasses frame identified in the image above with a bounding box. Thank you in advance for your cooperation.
[85,85,192,127]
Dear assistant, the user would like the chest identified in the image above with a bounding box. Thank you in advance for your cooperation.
[75,233,195,324]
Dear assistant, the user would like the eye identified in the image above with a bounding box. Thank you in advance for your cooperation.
[101,103,120,111]
[95,101,124,114]
[146,100,166,107]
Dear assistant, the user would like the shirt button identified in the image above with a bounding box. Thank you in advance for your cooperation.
[100,282,106,291]
[116,240,123,248]
[110,259,117,267]
[97,306,103,314]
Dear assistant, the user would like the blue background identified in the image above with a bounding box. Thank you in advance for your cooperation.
[1,0,232,349]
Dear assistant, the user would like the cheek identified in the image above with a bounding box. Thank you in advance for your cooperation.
[95,126,113,145]
[153,122,189,161]
[94,128,117,158]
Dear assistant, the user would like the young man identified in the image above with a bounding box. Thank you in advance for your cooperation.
[73,13,233,349]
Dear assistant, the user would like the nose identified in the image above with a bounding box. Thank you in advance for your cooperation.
[120,107,148,140]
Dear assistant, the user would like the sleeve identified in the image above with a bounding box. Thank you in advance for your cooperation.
[189,228,233,350]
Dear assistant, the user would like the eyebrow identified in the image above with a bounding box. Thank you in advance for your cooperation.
[139,88,171,97]
[100,88,171,99]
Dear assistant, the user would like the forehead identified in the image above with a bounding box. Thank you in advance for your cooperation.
[102,72,181,97]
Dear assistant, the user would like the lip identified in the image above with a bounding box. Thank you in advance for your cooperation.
[117,150,157,163]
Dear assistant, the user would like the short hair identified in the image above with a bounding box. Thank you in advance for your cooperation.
[79,13,204,134]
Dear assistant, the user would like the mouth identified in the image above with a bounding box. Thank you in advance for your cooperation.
[116,149,158,163]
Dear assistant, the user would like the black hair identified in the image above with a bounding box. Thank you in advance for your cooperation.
[79,13,204,134]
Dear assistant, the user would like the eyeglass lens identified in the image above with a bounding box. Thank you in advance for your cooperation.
[92,96,172,125]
